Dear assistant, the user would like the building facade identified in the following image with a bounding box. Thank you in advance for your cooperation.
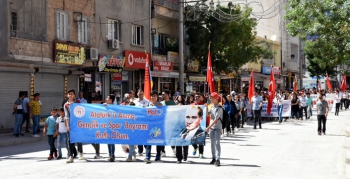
[0,0,96,129]
[94,0,151,104]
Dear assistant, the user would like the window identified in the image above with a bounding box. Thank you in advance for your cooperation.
[107,19,120,40]
[11,12,17,31]
[55,11,68,40]
[78,17,88,44]
[131,25,143,45]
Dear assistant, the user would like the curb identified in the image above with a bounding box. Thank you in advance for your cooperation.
[0,135,46,148]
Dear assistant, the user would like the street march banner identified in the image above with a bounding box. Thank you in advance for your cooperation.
[247,100,291,118]
[70,104,207,146]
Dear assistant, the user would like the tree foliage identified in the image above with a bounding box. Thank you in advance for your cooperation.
[285,0,350,75]
[185,3,274,74]
[306,52,337,79]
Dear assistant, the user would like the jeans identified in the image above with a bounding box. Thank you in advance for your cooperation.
[21,113,30,132]
[77,143,83,154]
[176,146,188,161]
[291,108,299,119]
[241,110,247,127]
[155,146,164,159]
[57,132,69,158]
[307,106,312,118]
[253,110,261,128]
[14,113,23,135]
[92,143,100,156]
[299,106,307,119]
[32,115,40,135]
[192,144,204,154]
[128,145,136,158]
[138,145,144,154]
[317,115,327,133]
[47,135,57,156]
[209,128,221,160]
[145,145,151,160]
[67,132,76,157]
[108,144,115,156]
[277,105,283,123]
[335,103,340,115]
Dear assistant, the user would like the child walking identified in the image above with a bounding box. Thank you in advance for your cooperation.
[55,107,69,159]
[43,108,58,160]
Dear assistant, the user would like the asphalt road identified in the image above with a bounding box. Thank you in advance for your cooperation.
[1,111,350,179]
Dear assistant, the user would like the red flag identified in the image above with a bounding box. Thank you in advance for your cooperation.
[341,75,347,92]
[293,76,298,92]
[144,55,151,100]
[206,49,215,93]
[248,70,255,103]
[267,68,275,114]
[326,73,332,90]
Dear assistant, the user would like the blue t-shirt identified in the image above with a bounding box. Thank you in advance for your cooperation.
[45,116,57,135]
[252,95,263,110]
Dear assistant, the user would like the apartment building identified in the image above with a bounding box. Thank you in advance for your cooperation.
[0,0,96,129]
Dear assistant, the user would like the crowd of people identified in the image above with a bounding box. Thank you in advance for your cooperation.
[11,86,349,166]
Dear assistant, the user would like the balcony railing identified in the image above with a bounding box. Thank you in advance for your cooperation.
[154,0,179,11]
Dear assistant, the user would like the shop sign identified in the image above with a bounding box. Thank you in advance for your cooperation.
[112,73,122,81]
[189,76,206,82]
[261,66,281,75]
[187,59,199,72]
[84,74,92,82]
[153,54,166,61]
[98,55,125,73]
[53,41,86,65]
[122,71,129,81]
[153,60,173,72]
[125,50,150,69]
[167,51,179,64]
[273,67,281,75]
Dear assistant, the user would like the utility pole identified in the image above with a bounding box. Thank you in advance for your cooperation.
[179,0,184,94]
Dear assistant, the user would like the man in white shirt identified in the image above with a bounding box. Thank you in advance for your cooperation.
[133,89,150,156]
[133,90,150,107]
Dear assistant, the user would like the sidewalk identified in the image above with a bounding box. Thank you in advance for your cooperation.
[0,122,46,148]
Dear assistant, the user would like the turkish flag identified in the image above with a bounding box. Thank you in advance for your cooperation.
[206,49,215,93]
[143,54,151,100]
[326,73,332,90]
[248,70,255,103]
[267,68,276,114]
[341,75,347,92]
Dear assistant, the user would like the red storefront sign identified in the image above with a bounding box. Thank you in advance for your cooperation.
[112,73,122,81]
[153,60,173,72]
[273,67,281,75]
[125,50,150,69]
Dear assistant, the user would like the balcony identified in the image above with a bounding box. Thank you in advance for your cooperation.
[154,0,179,11]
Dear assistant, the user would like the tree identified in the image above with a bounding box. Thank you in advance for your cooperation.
[185,3,274,74]
[306,52,336,79]
[285,0,350,75]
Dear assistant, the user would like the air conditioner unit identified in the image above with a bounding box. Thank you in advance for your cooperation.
[108,39,119,49]
[85,48,98,61]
